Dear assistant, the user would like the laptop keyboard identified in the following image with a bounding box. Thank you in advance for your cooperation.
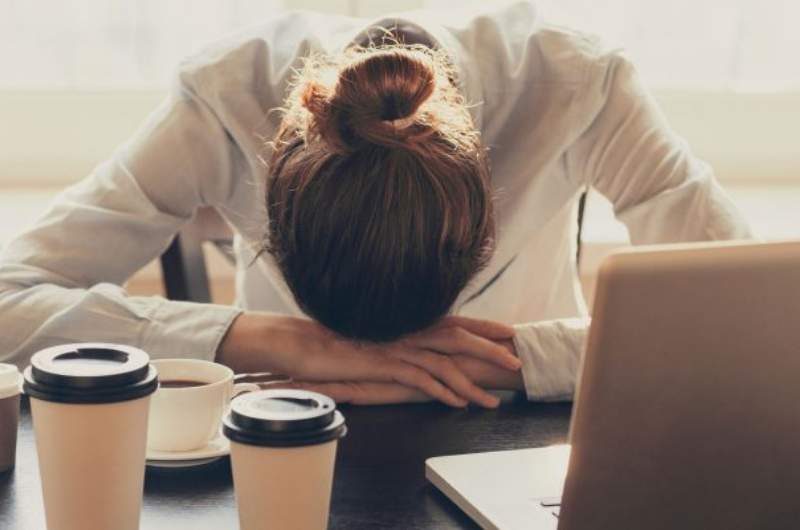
[538,496,562,518]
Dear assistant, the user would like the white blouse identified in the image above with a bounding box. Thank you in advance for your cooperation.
[0,1,751,400]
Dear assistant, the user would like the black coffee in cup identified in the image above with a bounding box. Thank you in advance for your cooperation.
[159,379,207,389]
[223,389,347,530]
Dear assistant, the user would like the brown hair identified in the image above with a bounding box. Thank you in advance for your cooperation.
[265,43,495,342]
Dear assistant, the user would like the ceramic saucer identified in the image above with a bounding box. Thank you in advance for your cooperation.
[146,431,229,469]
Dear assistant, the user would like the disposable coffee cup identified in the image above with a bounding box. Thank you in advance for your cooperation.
[223,389,347,530]
[0,363,22,473]
[23,343,158,530]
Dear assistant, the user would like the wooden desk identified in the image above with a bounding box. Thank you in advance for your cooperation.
[0,394,571,529]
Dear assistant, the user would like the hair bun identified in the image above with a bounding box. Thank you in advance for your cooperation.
[301,49,437,152]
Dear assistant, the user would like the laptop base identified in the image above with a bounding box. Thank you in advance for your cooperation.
[426,445,570,530]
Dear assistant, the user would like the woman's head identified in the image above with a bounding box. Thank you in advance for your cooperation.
[266,43,494,342]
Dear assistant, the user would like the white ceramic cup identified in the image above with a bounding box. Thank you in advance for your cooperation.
[147,359,258,452]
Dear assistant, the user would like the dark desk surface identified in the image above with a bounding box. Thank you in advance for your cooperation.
[0,394,571,530]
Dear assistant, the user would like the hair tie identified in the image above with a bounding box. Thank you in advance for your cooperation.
[384,115,416,130]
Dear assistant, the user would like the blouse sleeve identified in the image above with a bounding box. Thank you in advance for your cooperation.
[0,70,244,367]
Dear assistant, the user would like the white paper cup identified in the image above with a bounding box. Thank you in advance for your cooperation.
[0,363,22,472]
[230,440,339,530]
[23,343,158,530]
[30,396,151,530]
[147,359,258,452]
[223,389,347,530]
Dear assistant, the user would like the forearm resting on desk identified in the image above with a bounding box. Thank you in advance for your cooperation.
[216,312,523,407]
[281,355,525,406]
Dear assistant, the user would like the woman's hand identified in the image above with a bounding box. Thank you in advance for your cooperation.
[276,381,431,406]
[285,340,525,405]
[217,313,520,408]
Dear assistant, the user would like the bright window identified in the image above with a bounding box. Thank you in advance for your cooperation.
[2,0,799,91]
[532,0,800,90]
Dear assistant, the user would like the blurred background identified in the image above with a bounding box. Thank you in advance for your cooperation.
[1,0,798,303]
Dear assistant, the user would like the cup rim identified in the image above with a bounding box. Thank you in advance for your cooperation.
[151,359,233,392]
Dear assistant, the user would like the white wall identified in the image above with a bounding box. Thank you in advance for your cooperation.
[0,89,798,188]
[0,91,160,188]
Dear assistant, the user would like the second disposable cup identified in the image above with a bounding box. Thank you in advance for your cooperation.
[0,364,22,473]
[223,389,347,530]
[23,343,158,530]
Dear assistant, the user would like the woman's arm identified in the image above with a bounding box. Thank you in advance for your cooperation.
[0,84,519,408]
[217,313,522,408]
[0,71,242,367]
[276,335,526,405]
[568,53,752,244]
[509,52,753,404]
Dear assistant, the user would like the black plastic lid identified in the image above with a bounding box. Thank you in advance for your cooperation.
[23,343,158,404]
[223,389,347,448]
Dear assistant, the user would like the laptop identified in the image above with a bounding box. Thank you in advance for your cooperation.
[427,240,800,530]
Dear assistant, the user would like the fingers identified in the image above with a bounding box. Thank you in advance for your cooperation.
[391,350,500,408]
[409,326,522,371]
[435,316,515,340]
[282,318,515,409]
[389,362,469,408]
[289,381,430,405]
[292,342,472,407]
[280,382,357,403]
[311,352,472,408]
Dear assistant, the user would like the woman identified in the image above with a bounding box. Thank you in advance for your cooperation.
[0,2,750,406]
